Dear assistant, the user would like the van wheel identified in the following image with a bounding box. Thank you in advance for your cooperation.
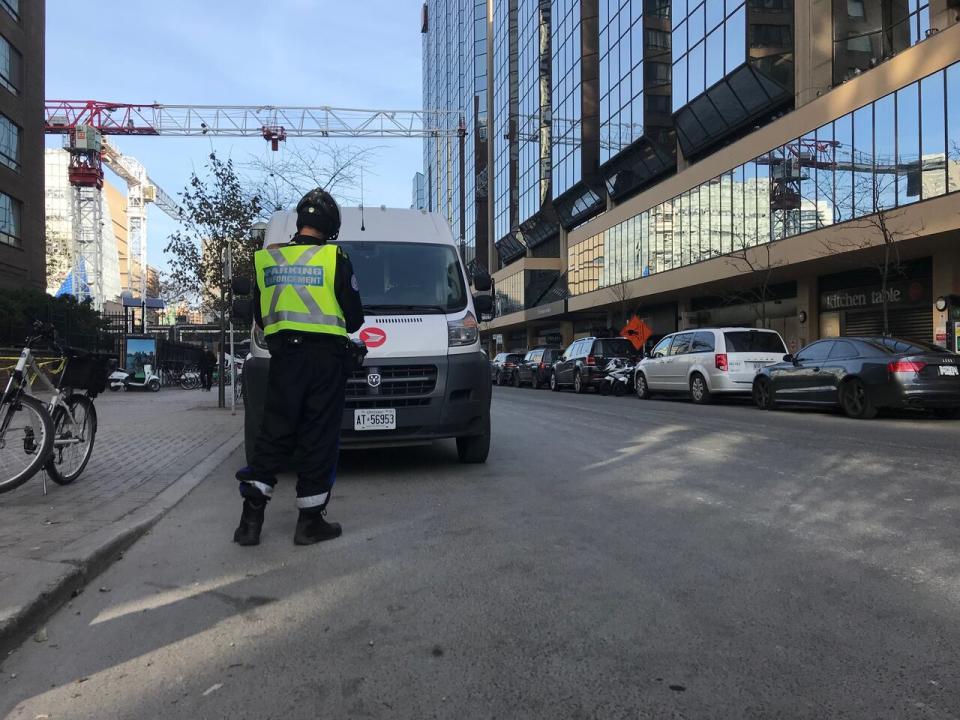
[840,378,876,419]
[457,417,490,463]
[635,372,651,400]
[690,373,711,404]
[550,372,559,392]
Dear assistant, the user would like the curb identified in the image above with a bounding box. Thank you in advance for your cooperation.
[0,429,245,659]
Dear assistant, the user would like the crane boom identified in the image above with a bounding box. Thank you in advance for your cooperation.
[45,100,464,140]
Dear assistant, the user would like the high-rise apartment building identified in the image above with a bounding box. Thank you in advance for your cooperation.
[424,0,960,353]
[0,0,44,290]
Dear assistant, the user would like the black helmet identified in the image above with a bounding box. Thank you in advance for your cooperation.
[296,188,341,240]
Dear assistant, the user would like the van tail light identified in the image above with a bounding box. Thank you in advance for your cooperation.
[586,355,596,366]
[888,360,926,373]
[715,353,728,372]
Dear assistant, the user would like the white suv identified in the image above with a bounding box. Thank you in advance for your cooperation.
[635,328,788,404]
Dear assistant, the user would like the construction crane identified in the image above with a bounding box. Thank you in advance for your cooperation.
[45,101,466,308]
[45,101,464,146]
[58,126,180,309]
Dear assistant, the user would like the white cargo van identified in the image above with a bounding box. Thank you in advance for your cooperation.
[242,206,493,463]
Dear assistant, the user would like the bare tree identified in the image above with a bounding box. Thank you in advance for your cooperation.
[818,170,922,336]
[721,234,784,329]
[607,266,633,330]
[245,142,382,214]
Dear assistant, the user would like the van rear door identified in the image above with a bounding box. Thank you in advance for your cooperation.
[723,330,788,385]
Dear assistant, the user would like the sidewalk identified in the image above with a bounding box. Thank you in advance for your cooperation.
[0,390,244,655]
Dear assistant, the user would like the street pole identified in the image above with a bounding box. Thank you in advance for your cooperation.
[228,237,236,416]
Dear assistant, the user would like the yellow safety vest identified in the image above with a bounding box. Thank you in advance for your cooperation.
[254,243,348,338]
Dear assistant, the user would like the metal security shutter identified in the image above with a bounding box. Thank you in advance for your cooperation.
[844,307,932,344]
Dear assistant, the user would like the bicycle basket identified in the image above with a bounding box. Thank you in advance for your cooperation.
[59,351,113,394]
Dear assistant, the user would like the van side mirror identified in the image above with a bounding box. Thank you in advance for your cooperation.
[232,298,253,322]
[473,293,494,322]
[231,277,252,296]
[473,270,492,292]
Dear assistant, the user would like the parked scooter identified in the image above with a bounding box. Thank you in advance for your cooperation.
[109,364,161,392]
[598,357,635,396]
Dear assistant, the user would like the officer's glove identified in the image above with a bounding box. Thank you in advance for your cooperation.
[345,338,368,372]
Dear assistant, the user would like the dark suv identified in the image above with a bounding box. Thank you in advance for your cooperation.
[552,337,639,393]
[514,346,562,389]
[490,352,524,385]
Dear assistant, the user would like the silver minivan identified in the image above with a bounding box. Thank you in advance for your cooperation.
[635,328,788,403]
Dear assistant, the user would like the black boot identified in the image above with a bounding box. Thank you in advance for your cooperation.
[294,509,342,545]
[233,499,265,546]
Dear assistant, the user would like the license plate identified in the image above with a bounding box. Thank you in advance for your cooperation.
[354,409,396,431]
[939,365,959,376]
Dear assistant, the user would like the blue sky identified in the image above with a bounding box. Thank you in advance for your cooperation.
[45,0,425,268]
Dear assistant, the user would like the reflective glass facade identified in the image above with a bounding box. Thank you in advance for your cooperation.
[671,0,747,111]
[551,0,584,198]
[411,171,426,210]
[422,0,489,265]
[600,0,647,163]
[670,0,794,158]
[568,61,960,295]
[493,0,519,241]
[833,0,930,85]
[518,0,552,225]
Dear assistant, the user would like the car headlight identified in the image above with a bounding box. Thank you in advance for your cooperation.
[253,325,267,349]
[448,311,479,347]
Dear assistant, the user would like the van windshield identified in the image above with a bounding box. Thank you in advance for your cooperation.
[341,241,468,314]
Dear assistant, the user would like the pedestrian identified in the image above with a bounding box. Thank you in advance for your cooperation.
[199,346,216,391]
[234,188,365,546]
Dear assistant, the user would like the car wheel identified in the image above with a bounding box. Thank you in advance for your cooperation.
[635,372,651,400]
[932,407,960,420]
[513,371,521,388]
[550,372,559,391]
[690,373,711,404]
[840,378,877,419]
[495,371,503,386]
[752,377,776,410]
[574,370,586,394]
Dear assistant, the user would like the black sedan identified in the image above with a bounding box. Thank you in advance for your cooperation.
[752,336,960,419]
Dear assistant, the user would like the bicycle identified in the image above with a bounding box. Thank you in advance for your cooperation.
[0,322,108,494]
[180,366,201,390]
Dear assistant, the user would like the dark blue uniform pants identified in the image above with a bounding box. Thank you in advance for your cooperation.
[240,335,347,511]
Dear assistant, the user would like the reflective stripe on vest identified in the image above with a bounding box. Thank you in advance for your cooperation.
[255,244,348,337]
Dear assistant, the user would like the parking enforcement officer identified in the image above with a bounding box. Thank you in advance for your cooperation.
[234,188,364,546]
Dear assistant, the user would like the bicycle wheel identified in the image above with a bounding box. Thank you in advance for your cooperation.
[46,394,97,485]
[0,394,54,494]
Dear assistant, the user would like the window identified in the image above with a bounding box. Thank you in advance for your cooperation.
[723,331,787,353]
[646,29,671,49]
[846,0,864,17]
[0,113,19,171]
[650,336,673,358]
[670,333,695,354]
[596,338,636,356]
[0,35,20,94]
[692,331,716,352]
[0,190,20,247]
[796,341,833,363]
[0,0,17,21]
[828,340,858,359]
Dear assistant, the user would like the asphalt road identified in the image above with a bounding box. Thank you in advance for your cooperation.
[3,387,960,719]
